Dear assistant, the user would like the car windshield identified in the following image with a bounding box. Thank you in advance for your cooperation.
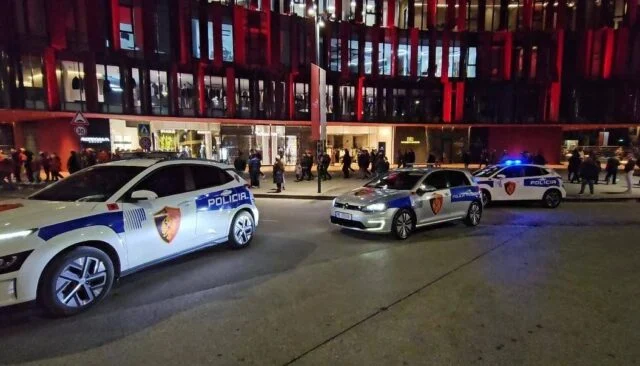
[29,165,146,202]
[473,165,502,178]
[364,171,425,190]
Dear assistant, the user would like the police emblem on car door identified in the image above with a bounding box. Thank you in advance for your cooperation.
[430,193,444,215]
[154,207,181,243]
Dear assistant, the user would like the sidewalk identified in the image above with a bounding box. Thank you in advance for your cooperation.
[251,167,640,202]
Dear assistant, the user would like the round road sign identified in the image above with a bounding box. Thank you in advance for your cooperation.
[139,137,152,150]
[74,125,88,137]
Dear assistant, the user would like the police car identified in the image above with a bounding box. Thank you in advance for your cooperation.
[330,169,483,240]
[0,158,258,316]
[472,160,566,208]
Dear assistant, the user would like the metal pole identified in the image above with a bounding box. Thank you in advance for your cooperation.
[316,8,322,194]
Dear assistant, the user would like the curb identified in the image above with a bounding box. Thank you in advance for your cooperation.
[254,193,639,202]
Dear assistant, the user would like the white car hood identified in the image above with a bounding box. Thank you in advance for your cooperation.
[337,187,408,206]
[0,199,98,233]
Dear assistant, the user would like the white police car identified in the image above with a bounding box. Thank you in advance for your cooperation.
[473,161,566,208]
[0,158,258,316]
[331,169,483,240]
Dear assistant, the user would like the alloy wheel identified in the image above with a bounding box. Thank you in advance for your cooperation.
[55,256,108,308]
[396,212,413,239]
[469,203,481,225]
[234,215,254,245]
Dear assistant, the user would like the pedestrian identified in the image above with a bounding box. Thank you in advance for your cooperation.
[533,150,547,166]
[50,153,63,181]
[272,158,284,193]
[67,151,81,174]
[0,150,15,190]
[407,149,415,167]
[427,152,436,167]
[396,149,404,169]
[248,153,261,188]
[40,152,51,181]
[605,156,620,185]
[624,154,636,193]
[375,152,389,177]
[342,149,352,178]
[31,153,42,183]
[10,148,21,183]
[320,152,332,181]
[578,156,599,195]
[234,151,247,172]
[462,151,471,169]
[295,160,303,181]
[20,148,34,183]
[568,150,582,183]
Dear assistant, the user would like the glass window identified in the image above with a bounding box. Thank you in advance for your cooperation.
[364,42,373,74]
[150,70,169,115]
[222,21,234,62]
[418,43,429,76]
[448,42,461,78]
[365,171,424,190]
[348,39,359,73]
[59,60,86,111]
[524,166,544,177]
[435,46,443,77]
[447,171,470,187]
[379,43,392,75]
[119,5,139,51]
[190,165,234,190]
[398,42,411,76]
[131,67,142,114]
[205,75,227,117]
[501,166,525,178]
[467,47,477,78]
[134,166,188,198]
[191,19,214,60]
[424,171,449,189]
[473,165,502,178]
[97,64,123,114]
[21,55,46,110]
[155,0,172,55]
[30,166,146,202]
[178,73,195,116]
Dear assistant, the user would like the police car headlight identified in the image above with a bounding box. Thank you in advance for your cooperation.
[362,203,387,213]
[332,198,337,207]
[0,250,33,275]
[0,229,36,241]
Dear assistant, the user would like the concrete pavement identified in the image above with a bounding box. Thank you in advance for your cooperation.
[0,200,638,365]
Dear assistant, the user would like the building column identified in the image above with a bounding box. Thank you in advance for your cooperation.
[602,28,615,79]
[356,76,364,121]
[83,54,99,112]
[43,48,60,111]
[226,67,236,118]
[410,27,419,77]
[168,64,180,115]
[503,32,513,80]
[109,0,121,51]
[233,6,247,66]
[196,62,207,116]
[548,30,564,122]
[177,0,190,64]
[212,5,224,68]
[455,81,465,122]
[386,0,395,27]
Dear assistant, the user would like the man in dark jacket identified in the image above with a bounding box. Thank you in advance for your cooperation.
[578,156,599,195]
[67,151,81,174]
[40,152,51,182]
[605,156,620,184]
[234,151,247,172]
[10,148,21,183]
[21,148,34,183]
[533,150,547,166]
[247,153,261,188]
[568,150,582,183]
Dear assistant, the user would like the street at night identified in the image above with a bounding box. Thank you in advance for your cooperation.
[1,199,638,365]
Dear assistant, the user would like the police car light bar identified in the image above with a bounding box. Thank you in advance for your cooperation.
[505,159,522,165]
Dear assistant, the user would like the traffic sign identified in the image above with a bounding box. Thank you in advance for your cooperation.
[74,125,88,137]
[71,112,89,126]
[138,123,150,137]
[139,137,152,150]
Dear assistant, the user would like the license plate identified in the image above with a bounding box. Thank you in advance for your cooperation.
[335,211,352,220]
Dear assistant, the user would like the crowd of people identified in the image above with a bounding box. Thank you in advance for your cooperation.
[567,149,638,194]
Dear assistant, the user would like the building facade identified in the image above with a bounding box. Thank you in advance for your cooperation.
[1,0,639,166]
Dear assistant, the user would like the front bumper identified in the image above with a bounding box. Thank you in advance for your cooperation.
[329,207,396,233]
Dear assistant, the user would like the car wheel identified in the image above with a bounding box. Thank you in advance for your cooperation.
[481,189,491,207]
[228,210,255,249]
[392,209,414,240]
[542,189,562,209]
[38,246,114,317]
[464,201,483,226]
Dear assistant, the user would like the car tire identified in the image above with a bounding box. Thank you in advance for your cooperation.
[228,210,255,249]
[542,189,562,209]
[392,209,414,240]
[38,246,114,317]
[481,189,491,207]
[464,201,483,227]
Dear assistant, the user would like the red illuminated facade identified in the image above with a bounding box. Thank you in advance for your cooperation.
[0,0,639,164]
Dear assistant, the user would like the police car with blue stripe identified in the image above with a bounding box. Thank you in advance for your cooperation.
[331,168,483,240]
[472,160,566,208]
[0,157,258,316]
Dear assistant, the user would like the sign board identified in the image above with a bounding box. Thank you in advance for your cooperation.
[71,112,89,126]
[310,64,327,141]
[138,123,151,138]
[139,137,152,150]
[74,125,88,137]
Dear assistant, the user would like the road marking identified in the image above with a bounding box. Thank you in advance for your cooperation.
[261,219,279,223]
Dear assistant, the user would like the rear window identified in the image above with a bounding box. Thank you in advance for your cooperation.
[190,165,234,190]
[448,171,471,187]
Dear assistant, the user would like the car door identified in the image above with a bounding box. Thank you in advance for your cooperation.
[121,165,198,269]
[446,170,476,217]
[415,170,453,224]
[493,166,525,201]
[523,166,560,200]
[189,164,242,242]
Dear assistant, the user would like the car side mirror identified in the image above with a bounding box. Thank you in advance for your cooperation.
[495,174,506,180]
[130,190,158,202]
[416,185,437,196]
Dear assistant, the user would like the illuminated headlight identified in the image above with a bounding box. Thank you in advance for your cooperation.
[332,198,337,207]
[0,250,33,275]
[0,229,36,241]
[362,203,387,213]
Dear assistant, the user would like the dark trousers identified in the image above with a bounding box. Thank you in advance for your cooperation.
[605,170,617,184]
[579,179,595,194]
[250,171,260,187]
[25,163,33,182]
[51,171,63,181]
[569,170,580,183]
[320,166,332,180]
[13,166,20,182]
[43,167,51,181]
[342,166,350,178]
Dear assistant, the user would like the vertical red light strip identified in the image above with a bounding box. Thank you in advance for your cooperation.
[442,83,452,123]
[548,30,563,122]
[197,62,206,116]
[457,0,467,31]
[427,0,437,28]
[410,27,419,77]
[226,67,236,118]
[262,0,272,66]
[523,0,533,29]
[387,0,395,27]
[287,73,295,120]
[133,0,144,52]
[455,81,465,121]
[43,48,60,111]
[356,76,364,121]
[503,31,513,80]
[233,6,246,66]
[602,28,614,80]
[110,0,121,50]
[177,0,190,65]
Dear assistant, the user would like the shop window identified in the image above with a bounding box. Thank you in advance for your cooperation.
[348,39,359,73]
[205,75,227,117]
[59,60,86,111]
[409,89,425,120]
[97,64,123,114]
[484,0,500,31]
[330,37,341,72]
[155,0,172,55]
[379,42,392,75]
[236,78,251,118]
[130,67,142,113]
[398,41,411,76]
[222,21,234,62]
[467,47,477,78]
[392,88,406,119]
[295,83,310,119]
[20,55,46,110]
[178,73,195,116]
[191,19,214,60]
[363,87,377,120]
[150,70,169,115]
[364,42,373,74]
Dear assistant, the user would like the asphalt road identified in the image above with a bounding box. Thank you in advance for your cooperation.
[0,199,639,365]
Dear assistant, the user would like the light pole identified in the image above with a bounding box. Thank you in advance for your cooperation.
[309,3,325,193]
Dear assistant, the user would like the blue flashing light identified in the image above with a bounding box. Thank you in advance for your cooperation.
[505,160,513,165]
[515,159,522,164]
[504,159,522,166]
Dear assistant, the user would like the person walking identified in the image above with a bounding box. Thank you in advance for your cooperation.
[624,155,636,193]
[10,148,21,183]
[605,156,620,184]
[50,154,63,181]
[342,149,352,178]
[234,151,247,172]
[40,152,51,182]
[67,151,81,174]
[568,150,582,183]
[462,150,471,169]
[321,152,332,181]
[20,148,34,183]
[248,153,261,188]
[578,156,599,195]
[396,149,404,169]
[272,158,284,193]
[31,153,42,183]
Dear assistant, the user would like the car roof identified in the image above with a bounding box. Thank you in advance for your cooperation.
[100,159,159,167]
[393,167,471,174]
[100,158,235,170]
